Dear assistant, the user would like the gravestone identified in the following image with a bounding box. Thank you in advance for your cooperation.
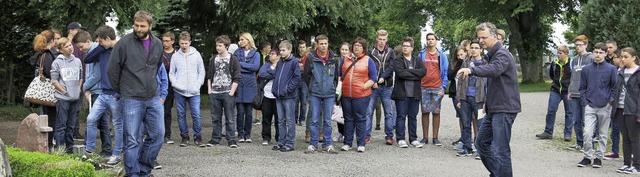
[0,138,12,177]
[14,114,52,153]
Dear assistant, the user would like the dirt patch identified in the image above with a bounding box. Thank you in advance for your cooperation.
[0,120,22,145]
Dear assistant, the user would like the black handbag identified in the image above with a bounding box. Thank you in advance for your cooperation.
[252,79,269,110]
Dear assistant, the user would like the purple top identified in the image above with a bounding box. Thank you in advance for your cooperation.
[143,38,151,57]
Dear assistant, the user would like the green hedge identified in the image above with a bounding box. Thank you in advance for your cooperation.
[7,147,95,177]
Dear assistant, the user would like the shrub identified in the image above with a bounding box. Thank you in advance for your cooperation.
[7,147,96,177]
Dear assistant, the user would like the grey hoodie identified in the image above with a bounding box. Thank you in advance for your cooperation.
[568,52,594,97]
[51,54,83,101]
[169,46,205,97]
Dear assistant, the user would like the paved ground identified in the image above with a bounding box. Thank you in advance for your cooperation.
[151,92,625,177]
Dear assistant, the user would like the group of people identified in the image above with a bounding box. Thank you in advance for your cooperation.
[30,9,522,176]
[536,35,640,174]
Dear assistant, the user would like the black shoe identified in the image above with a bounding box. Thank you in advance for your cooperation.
[228,140,238,148]
[420,138,428,145]
[592,158,602,168]
[563,136,571,142]
[535,133,552,139]
[153,161,162,169]
[180,137,189,147]
[375,125,381,130]
[577,158,591,167]
[272,145,282,151]
[280,146,294,152]
[194,137,205,147]
[206,140,219,147]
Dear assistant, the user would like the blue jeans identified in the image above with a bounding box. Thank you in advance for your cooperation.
[543,91,573,137]
[460,96,480,152]
[611,116,620,154]
[175,93,202,139]
[570,98,584,146]
[209,93,236,142]
[86,94,122,156]
[367,87,395,138]
[475,112,517,177]
[342,96,370,147]
[395,98,419,142]
[276,98,296,148]
[121,96,164,177]
[296,82,308,123]
[236,103,253,139]
[54,99,81,152]
[309,96,335,147]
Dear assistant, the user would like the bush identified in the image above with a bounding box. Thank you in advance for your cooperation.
[7,147,96,177]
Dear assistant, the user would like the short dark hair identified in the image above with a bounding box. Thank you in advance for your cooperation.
[50,28,62,37]
[402,37,414,47]
[73,30,92,43]
[215,35,231,47]
[261,41,271,49]
[95,26,116,40]
[298,40,306,46]
[179,31,191,41]
[476,22,499,37]
[593,42,607,52]
[161,32,175,41]
[134,10,154,25]
[352,37,367,50]
[426,33,438,40]
[605,40,617,47]
[316,34,329,42]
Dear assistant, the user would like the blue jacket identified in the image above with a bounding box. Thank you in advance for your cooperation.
[417,47,449,89]
[83,43,101,94]
[470,42,521,113]
[233,48,261,103]
[157,63,168,100]
[272,55,301,99]
[579,61,618,108]
[303,50,340,98]
[84,45,116,95]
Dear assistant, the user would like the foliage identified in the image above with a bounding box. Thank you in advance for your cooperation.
[577,0,640,49]
[8,147,96,177]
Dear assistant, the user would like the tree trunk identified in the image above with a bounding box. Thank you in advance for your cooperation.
[506,12,544,84]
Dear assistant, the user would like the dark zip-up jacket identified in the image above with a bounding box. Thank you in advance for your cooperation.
[303,50,340,98]
[579,61,618,108]
[470,42,521,113]
[447,59,463,98]
[272,55,301,99]
[29,49,58,78]
[623,68,640,117]
[612,68,626,116]
[550,58,572,94]
[391,55,426,100]
[457,58,487,103]
[368,46,395,87]
[107,33,163,100]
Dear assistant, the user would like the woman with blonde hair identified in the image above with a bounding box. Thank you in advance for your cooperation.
[233,32,261,143]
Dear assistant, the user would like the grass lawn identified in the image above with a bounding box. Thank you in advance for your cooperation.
[519,81,551,93]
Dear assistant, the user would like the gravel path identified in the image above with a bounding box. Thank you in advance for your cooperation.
[153,92,623,176]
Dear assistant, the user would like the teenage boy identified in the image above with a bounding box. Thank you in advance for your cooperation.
[417,33,449,146]
[577,42,618,168]
[566,35,595,151]
[367,29,396,145]
[536,45,573,141]
[273,40,301,152]
[303,35,340,153]
[51,37,83,153]
[297,40,309,128]
[73,30,113,158]
[456,40,488,156]
[82,26,125,165]
[161,32,177,144]
[206,35,241,148]
[169,31,206,147]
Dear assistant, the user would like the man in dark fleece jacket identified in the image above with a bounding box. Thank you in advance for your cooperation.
[458,22,521,177]
[576,42,618,168]
[106,11,165,177]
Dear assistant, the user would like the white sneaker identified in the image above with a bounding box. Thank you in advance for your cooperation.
[245,138,252,143]
[357,146,365,152]
[625,166,640,174]
[411,141,424,148]
[618,165,630,173]
[304,145,317,154]
[262,141,269,146]
[238,138,246,143]
[398,140,409,148]
[332,133,343,142]
[107,155,121,165]
[341,145,351,151]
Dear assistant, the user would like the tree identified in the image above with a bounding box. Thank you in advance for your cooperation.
[577,0,640,49]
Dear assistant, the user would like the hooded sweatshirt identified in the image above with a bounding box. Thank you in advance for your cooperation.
[169,46,205,97]
[51,53,83,101]
[568,52,594,97]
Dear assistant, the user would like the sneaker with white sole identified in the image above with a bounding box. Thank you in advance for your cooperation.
[245,138,252,143]
[153,162,162,169]
[324,146,338,154]
[454,141,463,150]
[238,138,246,143]
[107,155,121,165]
[398,140,409,148]
[356,146,365,152]
[618,165,630,173]
[625,166,640,174]
[262,141,269,146]
[411,141,424,148]
[456,150,472,157]
[475,154,481,160]
[341,145,351,151]
[304,145,317,154]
